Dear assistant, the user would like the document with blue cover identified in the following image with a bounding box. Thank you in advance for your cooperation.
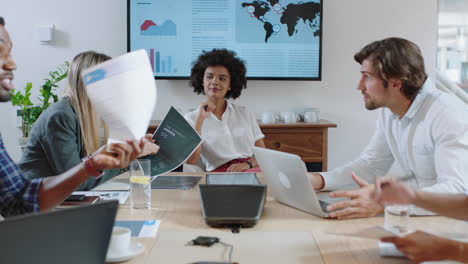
[146,106,202,177]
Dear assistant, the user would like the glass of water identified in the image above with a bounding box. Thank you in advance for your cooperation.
[384,205,410,234]
[130,159,151,209]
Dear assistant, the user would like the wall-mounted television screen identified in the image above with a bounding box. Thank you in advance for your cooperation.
[128,0,322,80]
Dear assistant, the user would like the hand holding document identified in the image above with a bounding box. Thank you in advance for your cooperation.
[81,49,156,144]
[145,107,202,177]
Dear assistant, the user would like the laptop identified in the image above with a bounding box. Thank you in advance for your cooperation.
[0,200,118,264]
[199,178,266,228]
[253,147,343,217]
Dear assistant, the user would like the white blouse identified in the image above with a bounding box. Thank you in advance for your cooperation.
[185,101,264,171]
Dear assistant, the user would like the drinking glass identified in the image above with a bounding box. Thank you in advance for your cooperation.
[384,205,410,234]
[130,159,151,209]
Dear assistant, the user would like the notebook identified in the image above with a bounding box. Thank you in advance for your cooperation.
[0,200,118,264]
[59,195,100,207]
[73,191,129,205]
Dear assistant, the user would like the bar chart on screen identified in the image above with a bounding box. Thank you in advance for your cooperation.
[148,49,175,74]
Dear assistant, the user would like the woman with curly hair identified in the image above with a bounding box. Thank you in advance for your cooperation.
[185,49,265,172]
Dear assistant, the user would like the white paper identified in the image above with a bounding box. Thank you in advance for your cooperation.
[327,225,400,240]
[114,220,160,238]
[378,242,406,257]
[81,49,156,143]
[138,220,160,237]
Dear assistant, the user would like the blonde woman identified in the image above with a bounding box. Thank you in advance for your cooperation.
[18,51,158,190]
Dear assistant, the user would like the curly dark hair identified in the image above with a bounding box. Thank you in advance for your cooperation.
[354,37,427,102]
[190,49,247,99]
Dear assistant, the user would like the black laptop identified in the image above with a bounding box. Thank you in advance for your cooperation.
[199,173,266,228]
[0,200,118,264]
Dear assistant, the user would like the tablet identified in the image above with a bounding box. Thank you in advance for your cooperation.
[151,175,201,189]
[206,173,260,185]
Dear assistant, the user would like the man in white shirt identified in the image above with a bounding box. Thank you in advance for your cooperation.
[308,37,468,219]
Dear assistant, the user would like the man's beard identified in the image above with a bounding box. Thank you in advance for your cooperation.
[365,100,379,110]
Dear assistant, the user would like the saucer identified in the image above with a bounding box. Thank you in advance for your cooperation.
[106,241,144,263]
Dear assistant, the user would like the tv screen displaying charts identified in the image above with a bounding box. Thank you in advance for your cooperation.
[128,0,322,80]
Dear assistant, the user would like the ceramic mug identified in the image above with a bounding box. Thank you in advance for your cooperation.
[304,108,320,123]
[281,112,299,124]
[261,112,278,124]
[108,227,131,253]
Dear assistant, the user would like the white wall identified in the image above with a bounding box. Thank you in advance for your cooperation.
[0,0,438,171]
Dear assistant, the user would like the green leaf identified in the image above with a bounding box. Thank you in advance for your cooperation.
[11,62,69,134]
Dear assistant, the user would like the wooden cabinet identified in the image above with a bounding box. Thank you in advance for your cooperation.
[148,119,336,171]
[259,120,336,171]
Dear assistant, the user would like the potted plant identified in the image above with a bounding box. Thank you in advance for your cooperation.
[10,62,69,150]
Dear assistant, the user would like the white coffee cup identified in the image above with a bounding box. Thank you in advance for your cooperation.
[304,108,320,123]
[108,227,131,253]
[261,112,278,124]
[281,112,299,124]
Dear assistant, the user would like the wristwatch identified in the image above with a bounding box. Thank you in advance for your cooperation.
[82,155,103,178]
[246,160,253,169]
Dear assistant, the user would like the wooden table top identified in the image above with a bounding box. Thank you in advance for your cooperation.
[112,173,468,264]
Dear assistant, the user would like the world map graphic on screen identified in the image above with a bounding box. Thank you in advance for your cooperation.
[240,0,321,43]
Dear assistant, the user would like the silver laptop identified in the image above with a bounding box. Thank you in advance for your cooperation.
[253,147,343,217]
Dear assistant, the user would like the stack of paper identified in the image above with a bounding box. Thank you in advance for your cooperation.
[81,49,156,144]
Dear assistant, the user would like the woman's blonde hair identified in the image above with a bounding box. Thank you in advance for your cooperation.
[63,51,111,156]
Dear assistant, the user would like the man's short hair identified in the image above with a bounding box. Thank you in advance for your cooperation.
[0,17,4,26]
[354,37,427,102]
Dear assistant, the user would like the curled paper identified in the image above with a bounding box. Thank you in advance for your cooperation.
[81,50,157,144]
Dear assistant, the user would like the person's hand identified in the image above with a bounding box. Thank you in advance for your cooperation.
[372,177,416,206]
[92,138,147,170]
[307,172,325,190]
[196,101,216,121]
[137,133,160,158]
[227,162,250,172]
[326,172,384,219]
[381,231,459,263]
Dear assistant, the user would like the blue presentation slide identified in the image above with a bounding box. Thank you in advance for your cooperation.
[129,0,321,79]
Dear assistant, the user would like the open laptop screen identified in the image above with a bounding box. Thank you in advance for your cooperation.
[0,200,118,264]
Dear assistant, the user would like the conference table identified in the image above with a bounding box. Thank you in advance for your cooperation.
[111,173,468,264]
